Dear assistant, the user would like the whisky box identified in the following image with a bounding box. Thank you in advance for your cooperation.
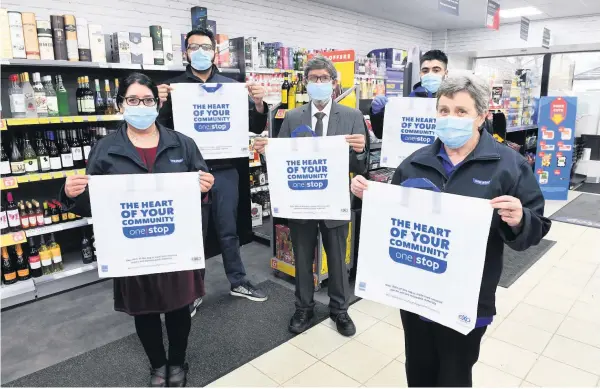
[191,7,207,29]
[36,19,54,60]
[163,28,173,66]
[172,44,182,67]
[0,9,13,59]
[50,15,67,60]
[88,24,106,63]
[141,33,154,65]
[250,37,259,70]
[21,12,40,59]
[7,11,26,59]
[76,17,91,61]
[63,15,79,61]
[111,32,131,64]
[149,25,164,65]
[104,34,113,62]
[207,20,217,35]
[129,32,142,64]
[181,33,187,64]
[216,34,229,67]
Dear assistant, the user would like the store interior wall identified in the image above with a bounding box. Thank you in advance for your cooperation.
[4,0,433,56]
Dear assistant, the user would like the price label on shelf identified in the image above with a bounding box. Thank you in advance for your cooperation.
[52,171,65,179]
[62,117,74,123]
[0,119,6,131]
[1,177,18,189]
[40,173,52,180]
[87,116,98,122]
[16,176,29,183]
[73,117,84,123]
[11,231,24,242]
[38,118,50,124]
[65,170,76,176]
[49,117,62,123]
[28,174,40,182]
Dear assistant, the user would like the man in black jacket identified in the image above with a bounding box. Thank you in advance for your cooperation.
[158,28,269,307]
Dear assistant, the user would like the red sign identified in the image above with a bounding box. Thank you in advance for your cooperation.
[538,152,545,157]
[536,168,543,175]
[486,0,501,30]
[308,50,355,63]
[556,152,564,158]
[554,169,561,175]
[550,97,567,125]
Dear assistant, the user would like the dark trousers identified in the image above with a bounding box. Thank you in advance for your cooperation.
[211,168,246,288]
[134,305,191,369]
[289,220,350,314]
[401,310,486,387]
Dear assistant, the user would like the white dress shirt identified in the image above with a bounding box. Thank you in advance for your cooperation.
[311,99,333,136]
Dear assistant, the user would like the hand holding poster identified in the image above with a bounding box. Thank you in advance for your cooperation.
[88,172,205,278]
[266,136,351,220]
[380,97,437,168]
[355,181,492,334]
[171,83,249,160]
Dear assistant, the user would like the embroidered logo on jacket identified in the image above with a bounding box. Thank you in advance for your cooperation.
[473,178,491,185]
[170,158,184,164]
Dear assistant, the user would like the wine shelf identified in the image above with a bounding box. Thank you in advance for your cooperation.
[1,169,87,190]
[250,184,269,194]
[0,278,35,301]
[0,231,27,248]
[25,218,93,238]
[3,115,122,128]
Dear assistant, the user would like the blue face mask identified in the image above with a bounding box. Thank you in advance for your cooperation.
[190,49,213,71]
[421,73,443,93]
[307,82,333,103]
[123,106,158,130]
[435,116,475,149]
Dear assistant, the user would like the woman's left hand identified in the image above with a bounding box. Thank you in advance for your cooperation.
[199,171,215,193]
[490,195,523,227]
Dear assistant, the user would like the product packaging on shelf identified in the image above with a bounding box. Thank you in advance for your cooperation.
[149,25,164,65]
[275,224,295,265]
[50,15,67,60]
[251,203,263,227]
[207,20,217,35]
[0,9,13,59]
[162,28,173,66]
[191,6,207,29]
[63,15,79,61]
[36,19,54,60]
[75,17,91,61]
[21,12,40,60]
[8,11,26,59]
[128,32,143,64]
[216,34,229,67]
[172,44,182,67]
[111,32,131,64]
[141,33,154,65]
[87,24,106,63]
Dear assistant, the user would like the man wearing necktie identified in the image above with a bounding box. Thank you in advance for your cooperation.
[254,55,367,336]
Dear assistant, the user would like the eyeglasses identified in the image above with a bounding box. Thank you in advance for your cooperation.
[122,96,158,107]
[307,75,332,83]
[187,43,214,52]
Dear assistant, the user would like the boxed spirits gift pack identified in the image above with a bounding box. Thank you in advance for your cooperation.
[163,28,173,66]
[63,15,79,61]
[129,32,143,64]
[36,19,54,60]
[141,33,154,65]
[191,6,207,29]
[76,17,91,61]
[8,11,26,59]
[149,25,164,65]
[21,12,40,59]
[88,24,106,62]
[50,15,67,60]
[111,32,131,63]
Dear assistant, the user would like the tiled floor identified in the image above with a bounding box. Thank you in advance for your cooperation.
[209,192,600,388]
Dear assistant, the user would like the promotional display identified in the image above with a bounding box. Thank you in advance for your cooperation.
[485,0,500,30]
[534,96,577,200]
[380,97,437,168]
[265,135,351,221]
[171,83,250,160]
[355,181,492,334]
[88,172,205,278]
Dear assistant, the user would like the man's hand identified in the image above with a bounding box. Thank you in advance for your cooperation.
[253,137,268,155]
[345,134,366,153]
[199,171,215,193]
[157,84,173,106]
[371,95,388,115]
[65,175,89,198]
[490,195,524,227]
[350,175,369,199]
[246,81,265,113]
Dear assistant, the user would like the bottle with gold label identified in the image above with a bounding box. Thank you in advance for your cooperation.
[288,75,296,110]
[281,73,290,108]
[2,247,17,285]
[21,12,40,59]
[63,14,79,61]
[48,233,63,272]
[15,244,30,281]
[38,235,54,274]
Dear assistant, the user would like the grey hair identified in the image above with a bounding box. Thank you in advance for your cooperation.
[304,55,338,81]
[436,74,490,115]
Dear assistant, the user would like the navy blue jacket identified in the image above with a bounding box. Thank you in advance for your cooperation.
[391,130,551,317]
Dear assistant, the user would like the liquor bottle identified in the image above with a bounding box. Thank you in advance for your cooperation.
[48,233,63,272]
[0,144,11,177]
[7,11,26,59]
[35,133,50,172]
[19,202,29,230]
[76,17,91,61]
[81,129,91,164]
[104,80,116,115]
[296,75,304,107]
[70,129,84,169]
[23,134,39,173]
[32,72,49,118]
[53,200,68,223]
[10,136,26,176]
[75,77,83,115]
[21,12,40,59]
[81,232,94,264]
[36,19,54,60]
[32,200,44,226]
[26,201,37,228]
[114,78,120,101]
[42,75,59,117]
[91,234,97,262]
[43,201,52,226]
[14,244,31,281]
[55,75,70,116]
[27,237,42,278]
[59,130,74,169]
[6,192,21,232]
[49,203,60,224]
[1,247,17,285]
[50,15,67,60]
[149,25,164,65]
[0,204,8,235]
[38,235,53,274]
[63,15,79,61]
[83,77,95,114]
[1,9,13,59]
[94,79,105,114]
[302,76,309,105]
[288,75,296,110]
[281,73,290,109]
[46,131,62,171]
[8,74,26,119]
[21,73,37,118]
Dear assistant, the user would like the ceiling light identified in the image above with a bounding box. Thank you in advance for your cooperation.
[499,6,543,18]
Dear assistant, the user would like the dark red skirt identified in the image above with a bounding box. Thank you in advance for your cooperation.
[113,269,205,315]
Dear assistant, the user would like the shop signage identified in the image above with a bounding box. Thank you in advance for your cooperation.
[520,17,530,41]
[486,0,500,30]
[438,0,459,16]
[542,28,551,48]
[534,96,577,200]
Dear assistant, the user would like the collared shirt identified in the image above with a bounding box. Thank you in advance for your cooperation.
[311,100,333,136]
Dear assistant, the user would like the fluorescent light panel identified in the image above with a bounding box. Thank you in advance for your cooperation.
[499,6,543,18]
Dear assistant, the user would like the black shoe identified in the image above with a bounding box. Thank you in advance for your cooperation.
[189,297,203,318]
[288,309,314,334]
[168,363,189,387]
[150,365,167,387]
[230,281,268,302]
[330,312,356,337]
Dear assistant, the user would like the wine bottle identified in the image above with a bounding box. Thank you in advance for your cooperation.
[104,80,116,115]
[36,19,54,60]
[70,129,84,169]
[81,128,92,164]
[10,136,26,176]
[27,237,42,278]
[0,204,9,235]
[32,200,44,227]
[59,130,74,169]
[19,202,29,230]
[63,15,79,61]
[83,76,95,114]
[21,12,40,59]
[1,143,11,177]
[56,75,70,116]
[48,233,63,271]
[26,201,37,228]
[94,79,105,114]
[15,244,31,281]
[50,15,68,60]
[47,131,62,171]
[76,76,83,115]
[5,192,21,232]
[36,133,50,172]
[39,235,53,274]
[1,247,17,285]
[43,201,52,226]
[81,232,94,264]
[23,133,39,173]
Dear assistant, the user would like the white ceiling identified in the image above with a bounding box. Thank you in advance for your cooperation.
[310,0,600,31]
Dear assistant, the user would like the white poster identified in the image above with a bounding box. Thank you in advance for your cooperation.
[355,181,493,334]
[381,97,437,168]
[88,172,205,278]
[266,136,351,221]
[171,83,249,160]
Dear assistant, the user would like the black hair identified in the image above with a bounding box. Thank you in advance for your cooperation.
[185,28,216,50]
[115,72,159,112]
[420,50,448,68]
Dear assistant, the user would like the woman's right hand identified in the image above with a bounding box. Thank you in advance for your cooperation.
[351,175,369,199]
[65,175,89,198]
[253,137,268,154]
[157,84,173,104]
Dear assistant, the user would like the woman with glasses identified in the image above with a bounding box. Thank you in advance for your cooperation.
[61,72,214,387]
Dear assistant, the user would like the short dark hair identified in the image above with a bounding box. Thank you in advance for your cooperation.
[420,50,448,68]
[116,72,159,111]
[185,28,216,50]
